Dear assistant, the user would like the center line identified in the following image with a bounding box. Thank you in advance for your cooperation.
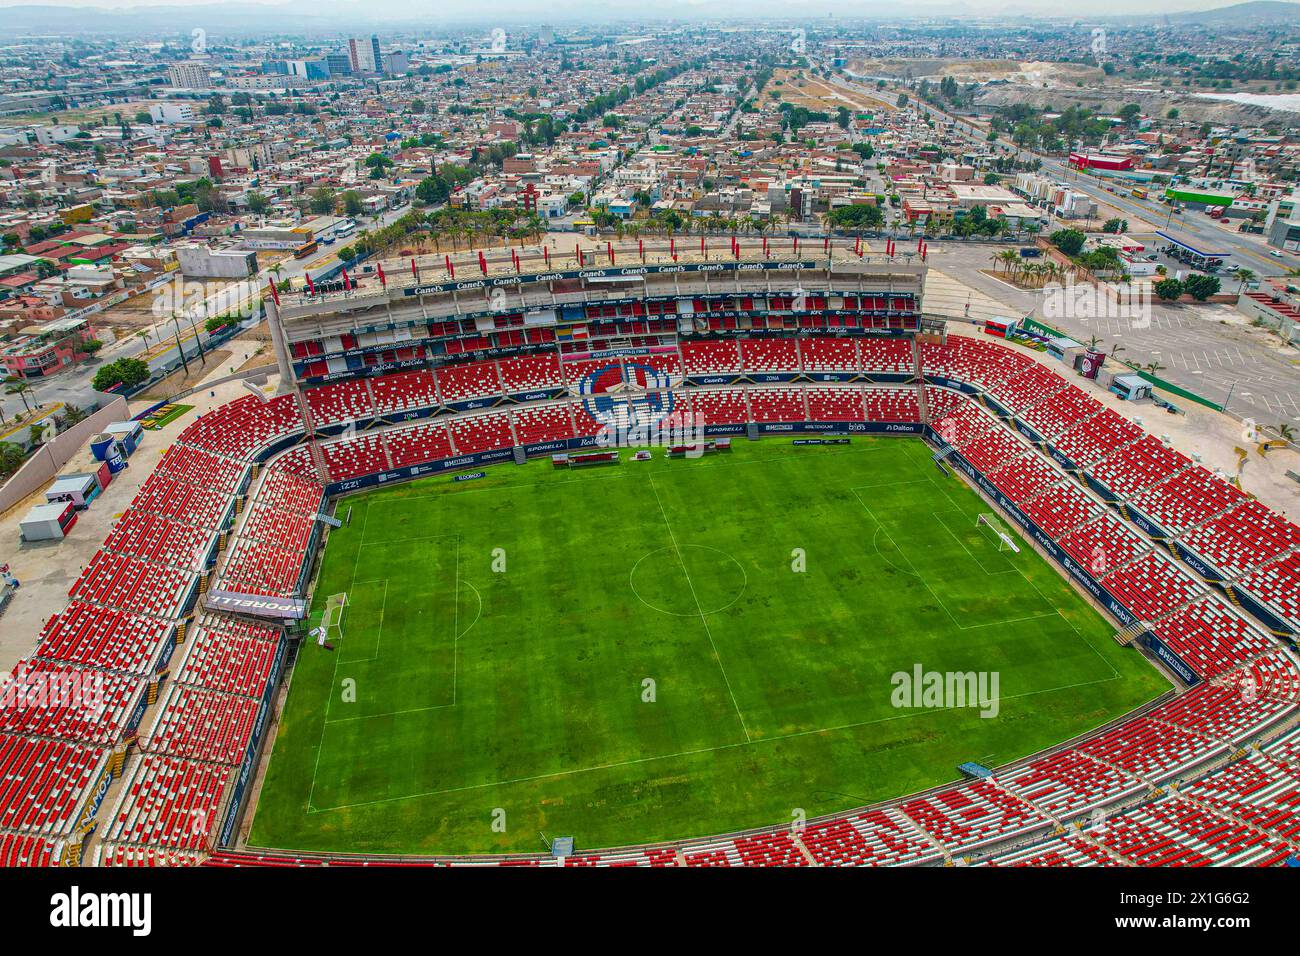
[648,474,751,743]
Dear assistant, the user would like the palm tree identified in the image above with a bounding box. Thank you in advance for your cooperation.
[4,378,34,415]
[1234,268,1255,293]
[1143,361,1166,375]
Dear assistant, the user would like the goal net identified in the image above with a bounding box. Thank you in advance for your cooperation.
[320,592,348,644]
[976,513,1021,554]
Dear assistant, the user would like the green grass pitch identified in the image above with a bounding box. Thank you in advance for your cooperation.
[248,437,1167,855]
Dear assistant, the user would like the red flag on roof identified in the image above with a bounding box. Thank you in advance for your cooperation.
[266,277,280,305]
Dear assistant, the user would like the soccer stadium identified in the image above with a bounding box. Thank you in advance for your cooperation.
[3,238,1299,871]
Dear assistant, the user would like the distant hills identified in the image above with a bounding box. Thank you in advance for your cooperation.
[0,0,1295,37]
[1164,1,1300,23]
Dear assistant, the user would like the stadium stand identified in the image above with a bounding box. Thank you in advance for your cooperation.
[497,354,563,393]
[1051,407,1143,469]
[799,337,860,372]
[304,378,375,427]
[1088,435,1191,500]
[1020,482,1104,539]
[864,388,920,423]
[680,339,743,375]
[1237,554,1300,629]
[511,403,576,445]
[1104,552,1205,623]
[435,361,503,403]
[1178,499,1300,579]
[370,370,440,416]
[740,338,801,374]
[9,328,1300,869]
[1018,385,1103,440]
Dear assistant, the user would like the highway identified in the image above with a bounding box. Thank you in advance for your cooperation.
[829,70,1298,277]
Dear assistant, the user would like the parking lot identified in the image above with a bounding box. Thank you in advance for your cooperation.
[924,241,1300,428]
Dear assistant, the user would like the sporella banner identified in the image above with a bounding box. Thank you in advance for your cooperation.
[205,590,307,620]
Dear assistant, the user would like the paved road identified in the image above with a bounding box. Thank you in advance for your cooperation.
[924,242,1300,427]
[0,202,415,427]
[830,71,1299,279]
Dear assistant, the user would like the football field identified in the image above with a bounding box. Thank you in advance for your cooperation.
[249,437,1167,855]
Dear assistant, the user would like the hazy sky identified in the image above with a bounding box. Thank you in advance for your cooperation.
[0,0,1291,12]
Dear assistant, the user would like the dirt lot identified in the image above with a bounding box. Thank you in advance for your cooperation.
[774,69,895,115]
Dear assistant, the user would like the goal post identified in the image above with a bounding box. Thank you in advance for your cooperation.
[321,592,348,643]
[976,513,1021,554]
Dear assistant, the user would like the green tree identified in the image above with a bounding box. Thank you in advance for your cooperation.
[3,378,34,414]
[1154,278,1184,301]
[92,357,150,393]
[1049,229,1087,256]
[341,190,365,217]
[415,176,449,206]
[825,204,884,231]
[308,187,337,215]
[0,441,24,479]
[1184,274,1221,301]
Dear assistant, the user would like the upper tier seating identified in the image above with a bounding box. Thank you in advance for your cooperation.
[680,340,743,376]
[1127,466,1246,534]
[799,338,860,372]
[369,369,440,415]
[992,364,1069,413]
[1178,499,1300,578]
[1051,407,1142,469]
[740,338,801,373]
[177,394,302,460]
[34,603,173,676]
[304,378,375,427]
[497,354,562,393]
[435,361,503,403]
[859,338,914,374]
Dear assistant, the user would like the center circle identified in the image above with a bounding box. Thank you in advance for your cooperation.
[629,545,748,617]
